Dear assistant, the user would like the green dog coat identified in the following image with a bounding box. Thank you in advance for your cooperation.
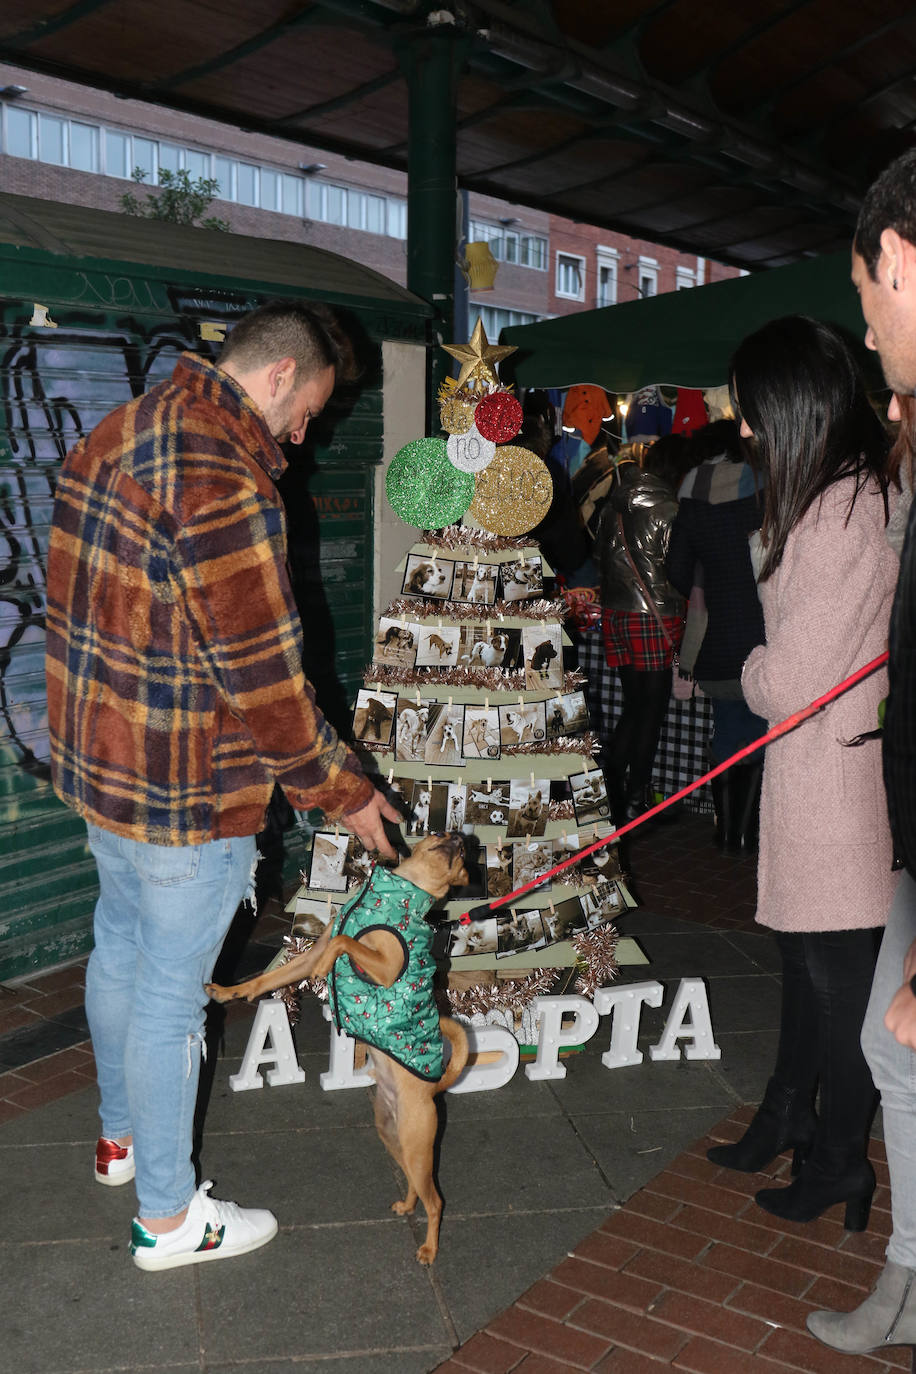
[327,862,444,1081]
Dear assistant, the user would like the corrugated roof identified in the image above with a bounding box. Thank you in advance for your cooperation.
[0,191,428,309]
[1,2,915,269]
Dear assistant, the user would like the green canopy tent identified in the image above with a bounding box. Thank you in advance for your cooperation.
[499,251,878,394]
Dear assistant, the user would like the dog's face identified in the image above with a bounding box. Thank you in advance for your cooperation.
[398,833,468,898]
[409,562,448,594]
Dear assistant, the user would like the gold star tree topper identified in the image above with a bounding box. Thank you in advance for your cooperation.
[442,317,516,392]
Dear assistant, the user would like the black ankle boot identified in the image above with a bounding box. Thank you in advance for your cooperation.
[755,1152,875,1231]
[707,1078,816,1174]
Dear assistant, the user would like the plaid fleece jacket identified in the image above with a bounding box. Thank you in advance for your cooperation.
[45,352,373,846]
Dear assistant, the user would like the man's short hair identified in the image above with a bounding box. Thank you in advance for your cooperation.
[855,149,916,279]
[219,299,357,383]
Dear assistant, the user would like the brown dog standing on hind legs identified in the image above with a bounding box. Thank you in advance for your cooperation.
[207,832,479,1265]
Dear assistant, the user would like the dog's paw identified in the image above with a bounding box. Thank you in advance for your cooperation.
[205,983,235,1003]
[391,1199,415,1216]
[415,1242,437,1265]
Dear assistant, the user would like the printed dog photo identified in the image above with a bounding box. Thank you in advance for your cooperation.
[508,778,550,838]
[577,843,624,887]
[498,700,547,748]
[485,840,514,898]
[546,689,590,739]
[521,624,563,690]
[444,781,467,831]
[570,768,611,826]
[496,908,547,956]
[449,915,498,957]
[582,880,621,927]
[402,554,454,600]
[291,896,338,940]
[462,704,501,760]
[352,688,397,747]
[308,830,350,892]
[372,617,419,670]
[542,895,587,942]
[395,698,433,763]
[416,623,461,668]
[342,834,375,890]
[512,838,553,890]
[456,624,521,671]
[499,555,544,602]
[423,701,465,766]
[465,780,511,828]
[407,779,451,836]
[452,559,498,605]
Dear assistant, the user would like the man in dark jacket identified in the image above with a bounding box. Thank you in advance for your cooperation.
[807,148,916,1355]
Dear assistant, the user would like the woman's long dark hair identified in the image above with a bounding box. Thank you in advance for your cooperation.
[729,316,889,582]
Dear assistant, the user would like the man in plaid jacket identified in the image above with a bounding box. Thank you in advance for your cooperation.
[45,300,399,1271]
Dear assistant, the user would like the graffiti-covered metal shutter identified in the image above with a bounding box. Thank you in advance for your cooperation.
[0,209,428,980]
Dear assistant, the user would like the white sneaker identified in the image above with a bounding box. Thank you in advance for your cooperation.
[95,1136,135,1186]
[130,1180,278,1271]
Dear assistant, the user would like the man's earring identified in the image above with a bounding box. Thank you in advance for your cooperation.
[893,277,900,291]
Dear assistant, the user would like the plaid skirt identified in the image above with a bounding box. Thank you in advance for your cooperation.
[601,608,685,671]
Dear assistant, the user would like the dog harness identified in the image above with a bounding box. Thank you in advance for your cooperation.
[327,863,444,1081]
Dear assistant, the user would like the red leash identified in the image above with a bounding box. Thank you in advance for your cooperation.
[462,651,889,920]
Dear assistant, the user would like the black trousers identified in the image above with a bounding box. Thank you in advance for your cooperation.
[772,926,883,1160]
[606,664,671,800]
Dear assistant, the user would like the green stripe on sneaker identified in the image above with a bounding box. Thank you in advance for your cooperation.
[130,1220,157,1251]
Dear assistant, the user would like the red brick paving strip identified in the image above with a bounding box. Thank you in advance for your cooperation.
[431,1132,905,1373]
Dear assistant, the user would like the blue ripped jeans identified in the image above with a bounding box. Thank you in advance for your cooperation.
[84,824,257,1219]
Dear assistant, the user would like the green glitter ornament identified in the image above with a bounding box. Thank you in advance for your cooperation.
[386,437,475,528]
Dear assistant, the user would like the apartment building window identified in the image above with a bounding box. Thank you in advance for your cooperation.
[388,198,407,239]
[469,220,548,270]
[5,105,35,157]
[471,304,542,338]
[0,98,410,240]
[556,252,586,301]
[70,122,99,172]
[520,235,547,270]
[38,114,66,165]
[637,256,659,298]
[596,247,618,308]
[676,265,696,290]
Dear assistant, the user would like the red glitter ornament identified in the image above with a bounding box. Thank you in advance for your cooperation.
[474,391,523,443]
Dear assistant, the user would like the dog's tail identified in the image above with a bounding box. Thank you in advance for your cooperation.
[436,1016,470,1092]
[436,1016,504,1091]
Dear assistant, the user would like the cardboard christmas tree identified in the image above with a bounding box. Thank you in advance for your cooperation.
[286,321,640,1040]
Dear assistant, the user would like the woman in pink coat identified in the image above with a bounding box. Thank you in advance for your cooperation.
[707,316,899,1231]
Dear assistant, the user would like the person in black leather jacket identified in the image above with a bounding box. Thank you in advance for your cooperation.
[594,436,690,821]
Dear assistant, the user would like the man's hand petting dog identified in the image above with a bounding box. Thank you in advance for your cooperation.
[206,833,482,1266]
[343,787,402,860]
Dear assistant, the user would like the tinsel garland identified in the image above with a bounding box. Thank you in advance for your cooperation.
[384,596,566,623]
[502,732,600,758]
[418,525,530,553]
[572,926,620,998]
[363,662,587,694]
[271,935,327,1026]
[271,925,619,1024]
[444,967,559,1018]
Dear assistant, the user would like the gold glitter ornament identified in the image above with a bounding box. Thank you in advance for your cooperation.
[468,445,553,535]
[440,395,476,435]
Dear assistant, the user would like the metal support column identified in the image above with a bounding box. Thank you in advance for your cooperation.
[401,22,467,424]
